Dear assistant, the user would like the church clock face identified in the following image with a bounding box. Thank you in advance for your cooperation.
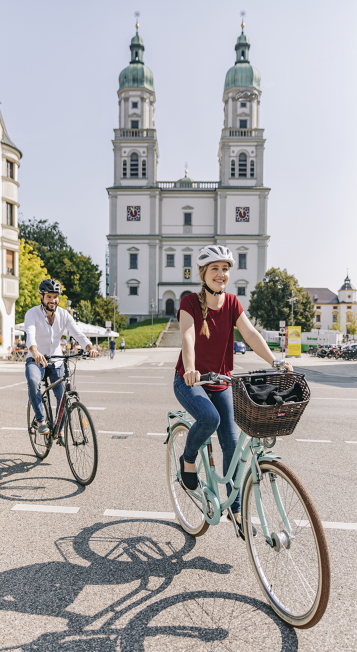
[127,206,141,221]
[236,207,250,222]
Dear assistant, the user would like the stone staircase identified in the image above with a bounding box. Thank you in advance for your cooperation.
[158,319,182,347]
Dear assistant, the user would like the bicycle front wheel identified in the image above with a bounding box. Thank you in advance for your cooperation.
[242,460,330,628]
[166,422,209,537]
[27,400,52,460]
[65,402,98,485]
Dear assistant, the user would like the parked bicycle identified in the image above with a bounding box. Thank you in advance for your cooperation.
[166,360,330,629]
[27,351,98,485]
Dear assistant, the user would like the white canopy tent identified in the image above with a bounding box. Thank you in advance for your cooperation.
[15,321,119,344]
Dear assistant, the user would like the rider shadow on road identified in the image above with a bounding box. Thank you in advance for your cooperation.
[0,518,299,652]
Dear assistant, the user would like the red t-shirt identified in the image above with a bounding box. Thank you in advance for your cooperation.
[175,292,244,391]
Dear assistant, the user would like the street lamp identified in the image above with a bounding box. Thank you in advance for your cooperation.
[150,299,155,346]
[288,290,298,326]
[110,283,118,333]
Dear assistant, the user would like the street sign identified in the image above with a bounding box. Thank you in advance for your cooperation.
[106,328,111,334]
[280,327,285,334]
[279,321,286,327]
[105,321,112,328]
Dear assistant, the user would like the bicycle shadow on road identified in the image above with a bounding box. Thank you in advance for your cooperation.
[0,453,85,502]
[0,518,298,652]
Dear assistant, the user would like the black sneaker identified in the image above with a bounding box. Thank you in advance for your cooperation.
[227,512,257,540]
[179,455,198,491]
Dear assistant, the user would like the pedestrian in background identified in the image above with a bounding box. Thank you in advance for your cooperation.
[109,337,116,360]
[120,337,125,352]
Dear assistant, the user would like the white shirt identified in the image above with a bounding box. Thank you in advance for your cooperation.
[25,305,91,367]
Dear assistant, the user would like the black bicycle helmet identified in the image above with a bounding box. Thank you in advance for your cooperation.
[38,279,62,295]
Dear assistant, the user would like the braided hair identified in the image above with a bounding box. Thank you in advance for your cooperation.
[197,265,210,339]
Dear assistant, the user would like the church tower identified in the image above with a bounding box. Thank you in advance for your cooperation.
[217,18,269,282]
[113,19,159,187]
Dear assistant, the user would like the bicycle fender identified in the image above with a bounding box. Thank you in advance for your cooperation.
[258,452,282,463]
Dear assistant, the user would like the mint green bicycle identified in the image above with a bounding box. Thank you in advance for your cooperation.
[166,363,331,629]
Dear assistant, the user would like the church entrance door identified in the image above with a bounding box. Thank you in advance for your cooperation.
[165,299,175,316]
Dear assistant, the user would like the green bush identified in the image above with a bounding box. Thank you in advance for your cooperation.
[101,318,169,349]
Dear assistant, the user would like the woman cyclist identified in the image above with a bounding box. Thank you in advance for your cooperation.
[174,245,292,537]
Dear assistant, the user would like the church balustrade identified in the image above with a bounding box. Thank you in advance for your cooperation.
[157,181,219,190]
[119,129,149,138]
[223,128,264,139]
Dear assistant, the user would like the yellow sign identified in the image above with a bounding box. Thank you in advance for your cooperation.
[287,325,301,356]
[184,268,191,279]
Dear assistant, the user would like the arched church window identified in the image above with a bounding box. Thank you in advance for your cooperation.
[241,50,245,60]
[130,153,139,178]
[123,159,127,178]
[135,51,138,61]
[142,160,147,178]
[231,160,236,178]
[239,153,247,178]
[250,160,255,178]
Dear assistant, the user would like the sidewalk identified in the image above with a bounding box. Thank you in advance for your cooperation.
[0,349,151,373]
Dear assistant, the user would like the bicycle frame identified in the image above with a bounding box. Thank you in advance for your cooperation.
[167,409,292,544]
[41,359,76,439]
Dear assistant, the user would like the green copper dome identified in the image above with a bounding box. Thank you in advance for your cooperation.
[224,29,261,92]
[119,30,155,92]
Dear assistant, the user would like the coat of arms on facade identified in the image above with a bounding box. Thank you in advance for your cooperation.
[236,207,250,222]
[127,206,141,221]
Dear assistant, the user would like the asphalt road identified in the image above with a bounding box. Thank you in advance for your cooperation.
[0,350,356,651]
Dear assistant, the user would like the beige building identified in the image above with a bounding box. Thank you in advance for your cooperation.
[0,109,21,356]
[305,275,357,334]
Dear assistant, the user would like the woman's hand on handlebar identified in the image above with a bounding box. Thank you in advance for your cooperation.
[183,369,200,386]
[284,360,294,372]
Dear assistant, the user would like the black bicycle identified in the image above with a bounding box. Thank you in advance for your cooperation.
[27,351,98,485]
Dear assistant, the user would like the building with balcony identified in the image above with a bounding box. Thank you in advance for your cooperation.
[107,20,270,322]
[0,110,21,355]
[305,275,357,334]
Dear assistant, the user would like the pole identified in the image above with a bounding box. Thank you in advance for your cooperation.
[151,299,154,346]
[113,283,116,333]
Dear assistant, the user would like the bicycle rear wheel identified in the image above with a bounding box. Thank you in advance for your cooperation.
[65,402,98,485]
[166,422,209,537]
[242,460,330,628]
[27,399,52,460]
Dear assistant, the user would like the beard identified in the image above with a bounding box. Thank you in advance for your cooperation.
[41,297,58,314]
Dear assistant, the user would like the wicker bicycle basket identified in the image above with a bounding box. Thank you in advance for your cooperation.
[231,371,311,438]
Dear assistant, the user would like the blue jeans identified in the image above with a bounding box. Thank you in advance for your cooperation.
[173,373,241,513]
[109,348,115,359]
[26,359,66,431]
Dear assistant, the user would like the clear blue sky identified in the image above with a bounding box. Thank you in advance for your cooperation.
[1,0,356,295]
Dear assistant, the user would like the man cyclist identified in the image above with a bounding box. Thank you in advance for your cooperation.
[25,279,98,446]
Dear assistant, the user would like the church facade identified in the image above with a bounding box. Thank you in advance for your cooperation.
[0,110,21,356]
[107,21,270,322]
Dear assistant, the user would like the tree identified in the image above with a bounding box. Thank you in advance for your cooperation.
[347,312,357,336]
[92,296,127,330]
[77,300,95,325]
[15,240,67,323]
[19,217,102,304]
[248,267,315,332]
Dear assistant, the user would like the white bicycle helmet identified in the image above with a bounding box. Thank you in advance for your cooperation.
[196,245,235,268]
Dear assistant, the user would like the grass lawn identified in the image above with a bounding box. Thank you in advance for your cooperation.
[102,318,170,349]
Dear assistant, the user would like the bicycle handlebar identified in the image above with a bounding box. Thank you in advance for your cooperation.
[44,350,89,361]
[194,363,287,386]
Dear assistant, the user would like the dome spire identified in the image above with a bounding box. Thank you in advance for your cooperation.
[135,10,140,33]
[240,10,246,34]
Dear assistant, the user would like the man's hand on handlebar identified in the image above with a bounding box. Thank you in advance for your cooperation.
[29,346,48,367]
[86,344,98,358]
[183,369,200,386]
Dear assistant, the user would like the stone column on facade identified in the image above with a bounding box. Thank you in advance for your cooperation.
[148,242,158,312]
[108,242,118,297]
[213,194,218,235]
[218,192,227,235]
[257,242,267,282]
[123,97,129,128]
[228,96,233,127]
[258,193,267,235]
[147,143,156,184]
[232,98,237,128]
[256,142,264,185]
[109,194,118,234]
[149,191,157,233]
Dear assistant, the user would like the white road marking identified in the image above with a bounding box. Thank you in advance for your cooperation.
[295,439,332,443]
[99,431,133,435]
[129,376,164,379]
[0,381,27,390]
[345,441,357,444]
[1,427,27,431]
[79,391,134,394]
[311,398,357,400]
[234,365,243,370]
[77,382,167,386]
[103,509,175,519]
[295,519,357,531]
[158,363,164,367]
[87,407,106,410]
[147,432,167,436]
[11,504,79,514]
